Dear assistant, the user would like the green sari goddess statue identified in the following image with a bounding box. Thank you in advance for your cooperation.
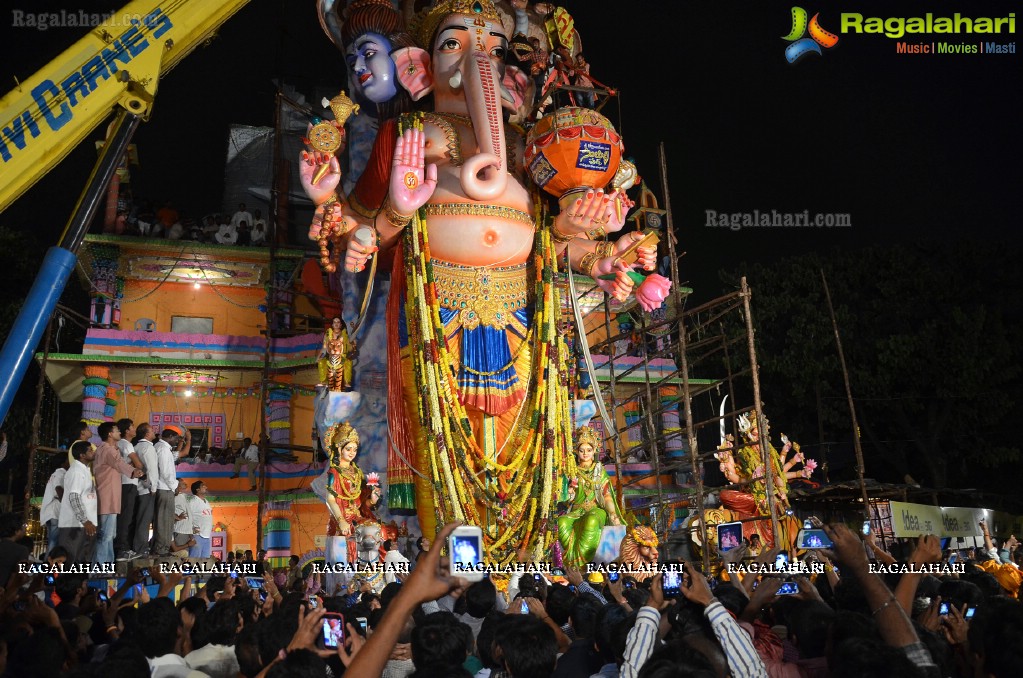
[558,425,626,567]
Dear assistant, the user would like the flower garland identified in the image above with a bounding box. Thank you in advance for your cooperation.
[400,115,573,563]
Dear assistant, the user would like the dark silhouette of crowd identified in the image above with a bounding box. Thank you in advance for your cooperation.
[1,516,1020,677]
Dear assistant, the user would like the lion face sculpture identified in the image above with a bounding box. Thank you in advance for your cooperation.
[618,526,660,581]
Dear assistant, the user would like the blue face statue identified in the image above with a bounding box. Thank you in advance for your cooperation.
[345,31,398,105]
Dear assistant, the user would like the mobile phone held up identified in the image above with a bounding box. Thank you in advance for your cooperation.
[717,521,743,553]
[607,571,621,583]
[520,600,529,614]
[320,613,345,649]
[862,520,871,536]
[939,602,950,616]
[449,525,485,582]
[661,571,682,599]
[777,581,799,596]
[797,528,834,550]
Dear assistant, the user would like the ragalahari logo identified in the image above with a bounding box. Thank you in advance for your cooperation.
[783,7,839,63]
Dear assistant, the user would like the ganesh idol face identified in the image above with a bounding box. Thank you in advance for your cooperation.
[345,32,398,105]
[576,442,595,466]
[431,14,508,114]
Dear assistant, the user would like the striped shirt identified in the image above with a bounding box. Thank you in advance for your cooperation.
[705,600,768,678]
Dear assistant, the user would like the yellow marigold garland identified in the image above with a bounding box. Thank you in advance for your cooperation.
[400,115,573,561]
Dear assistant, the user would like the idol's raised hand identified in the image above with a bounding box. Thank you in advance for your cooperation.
[387,127,438,218]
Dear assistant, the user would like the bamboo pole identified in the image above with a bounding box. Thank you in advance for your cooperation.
[819,269,871,511]
[656,142,707,570]
[740,278,781,545]
[25,318,55,531]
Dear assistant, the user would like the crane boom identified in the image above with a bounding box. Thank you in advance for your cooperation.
[0,0,251,425]
[0,0,250,215]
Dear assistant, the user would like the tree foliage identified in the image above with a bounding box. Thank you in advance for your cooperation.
[720,241,1023,495]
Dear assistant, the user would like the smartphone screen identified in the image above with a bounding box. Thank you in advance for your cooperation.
[97,591,108,602]
[308,597,318,609]
[777,581,799,595]
[862,520,871,536]
[608,571,621,583]
[357,617,368,633]
[939,602,950,616]
[775,551,789,571]
[449,527,484,581]
[948,552,958,564]
[662,571,681,598]
[44,574,56,586]
[321,615,344,649]
[798,528,834,549]
[717,522,743,552]
[520,600,529,614]
[965,607,976,620]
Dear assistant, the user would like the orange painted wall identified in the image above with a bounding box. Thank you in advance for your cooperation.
[111,396,264,447]
[212,498,329,558]
[120,280,267,336]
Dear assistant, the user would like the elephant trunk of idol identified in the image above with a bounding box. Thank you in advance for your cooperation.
[457,50,507,201]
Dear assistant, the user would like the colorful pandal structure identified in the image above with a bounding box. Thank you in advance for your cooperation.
[35,0,688,571]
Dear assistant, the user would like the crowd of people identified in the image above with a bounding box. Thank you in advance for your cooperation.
[103,199,269,247]
[40,419,215,564]
[2,512,1021,677]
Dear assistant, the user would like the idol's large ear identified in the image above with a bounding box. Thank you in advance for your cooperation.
[501,64,529,112]
[392,47,434,101]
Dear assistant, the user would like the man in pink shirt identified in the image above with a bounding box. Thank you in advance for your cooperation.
[93,421,143,564]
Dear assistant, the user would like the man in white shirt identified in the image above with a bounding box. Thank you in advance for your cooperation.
[230,202,253,230]
[229,437,260,491]
[172,480,196,557]
[58,441,99,565]
[382,539,410,585]
[115,418,144,560]
[187,481,214,559]
[215,222,238,245]
[133,423,159,556]
[41,456,68,555]
[153,426,183,557]
[249,220,267,246]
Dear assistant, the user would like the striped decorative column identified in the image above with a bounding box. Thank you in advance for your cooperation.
[660,386,685,458]
[81,365,112,440]
[263,501,294,571]
[266,385,291,455]
[622,400,642,457]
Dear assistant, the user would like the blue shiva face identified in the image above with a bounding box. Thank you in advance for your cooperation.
[345,31,398,104]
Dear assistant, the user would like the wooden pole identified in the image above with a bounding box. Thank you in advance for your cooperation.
[740,278,781,544]
[819,269,871,512]
[657,143,707,569]
[26,318,55,532]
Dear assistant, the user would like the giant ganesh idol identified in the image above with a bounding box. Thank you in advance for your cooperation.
[300,0,657,563]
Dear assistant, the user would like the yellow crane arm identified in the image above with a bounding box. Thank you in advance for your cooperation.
[0,0,250,214]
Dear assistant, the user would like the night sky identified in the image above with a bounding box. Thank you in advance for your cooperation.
[1,0,1020,301]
